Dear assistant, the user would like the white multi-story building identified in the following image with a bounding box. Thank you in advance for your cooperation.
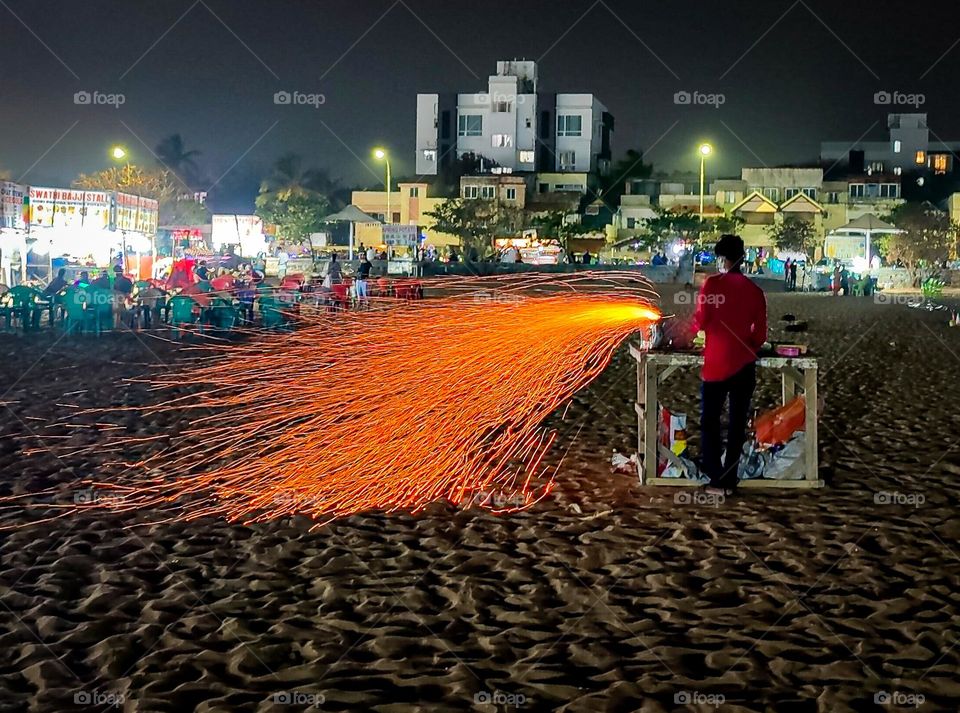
[821,113,960,176]
[416,60,613,178]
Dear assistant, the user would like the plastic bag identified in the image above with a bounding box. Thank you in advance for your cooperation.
[658,406,688,477]
[755,396,805,446]
[764,434,805,480]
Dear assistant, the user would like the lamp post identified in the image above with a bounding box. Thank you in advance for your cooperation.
[698,143,713,219]
[373,147,392,226]
[110,146,131,276]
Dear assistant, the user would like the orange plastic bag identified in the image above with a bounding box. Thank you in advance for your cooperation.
[755,396,805,446]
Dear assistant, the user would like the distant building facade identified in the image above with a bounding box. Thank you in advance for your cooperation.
[416,60,613,178]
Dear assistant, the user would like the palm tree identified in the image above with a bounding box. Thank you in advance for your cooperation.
[155,134,201,185]
[261,153,338,200]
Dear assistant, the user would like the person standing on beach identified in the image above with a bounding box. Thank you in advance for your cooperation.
[355,255,372,307]
[694,234,767,494]
[326,253,343,285]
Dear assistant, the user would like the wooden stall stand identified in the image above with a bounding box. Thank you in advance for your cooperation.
[630,347,823,489]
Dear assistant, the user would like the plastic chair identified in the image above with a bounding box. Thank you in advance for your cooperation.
[209,296,239,330]
[258,294,286,328]
[5,286,42,331]
[86,287,116,335]
[329,283,349,311]
[63,287,93,335]
[168,295,200,338]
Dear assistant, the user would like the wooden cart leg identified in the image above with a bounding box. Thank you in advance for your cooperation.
[643,360,659,485]
[781,368,793,405]
[804,366,819,483]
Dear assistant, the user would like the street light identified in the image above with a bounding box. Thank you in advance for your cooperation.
[372,147,392,228]
[110,145,128,161]
[698,143,713,219]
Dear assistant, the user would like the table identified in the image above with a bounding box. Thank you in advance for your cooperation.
[630,347,823,489]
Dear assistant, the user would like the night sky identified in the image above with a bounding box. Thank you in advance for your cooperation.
[1,0,958,211]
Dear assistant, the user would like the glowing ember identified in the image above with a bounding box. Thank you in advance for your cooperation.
[18,273,661,526]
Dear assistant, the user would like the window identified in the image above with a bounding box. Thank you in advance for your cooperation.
[493,101,512,113]
[525,117,532,128]
[762,187,779,202]
[784,188,799,200]
[626,217,636,229]
[409,187,420,197]
[915,150,926,165]
[894,166,902,176]
[557,115,582,137]
[894,140,902,153]
[519,150,535,163]
[933,154,949,174]
[480,185,496,199]
[558,151,576,170]
[849,184,865,198]
[458,114,482,137]
[464,185,479,199]
[492,134,514,148]
[802,188,817,199]
[724,191,737,204]
[868,162,884,174]
[422,149,436,162]
[826,192,840,204]
[505,187,517,201]
[879,183,899,198]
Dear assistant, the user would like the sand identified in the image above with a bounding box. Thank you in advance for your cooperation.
[1,286,959,711]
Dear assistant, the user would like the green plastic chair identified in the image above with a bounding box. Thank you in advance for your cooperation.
[5,286,42,331]
[86,287,115,335]
[63,287,92,335]
[209,296,238,330]
[168,295,199,338]
[258,294,286,328]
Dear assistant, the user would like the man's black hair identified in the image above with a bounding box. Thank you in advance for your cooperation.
[714,234,745,267]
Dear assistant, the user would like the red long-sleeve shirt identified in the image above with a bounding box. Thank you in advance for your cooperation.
[694,272,767,382]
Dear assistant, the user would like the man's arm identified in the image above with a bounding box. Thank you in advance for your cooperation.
[693,279,712,332]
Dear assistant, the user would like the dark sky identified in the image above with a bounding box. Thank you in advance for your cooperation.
[1,0,958,211]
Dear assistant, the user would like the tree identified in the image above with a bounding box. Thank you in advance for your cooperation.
[261,153,338,200]
[767,216,817,259]
[878,202,959,285]
[255,191,330,249]
[73,164,206,225]
[599,148,653,204]
[530,210,592,254]
[425,197,526,257]
[643,209,710,247]
[155,134,201,186]
[429,152,499,198]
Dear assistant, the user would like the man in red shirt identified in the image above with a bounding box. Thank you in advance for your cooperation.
[694,234,767,493]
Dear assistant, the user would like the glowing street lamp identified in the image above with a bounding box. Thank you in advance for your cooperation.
[372,147,392,228]
[698,143,713,219]
[110,145,128,161]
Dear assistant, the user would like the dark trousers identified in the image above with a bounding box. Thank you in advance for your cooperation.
[700,362,756,487]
